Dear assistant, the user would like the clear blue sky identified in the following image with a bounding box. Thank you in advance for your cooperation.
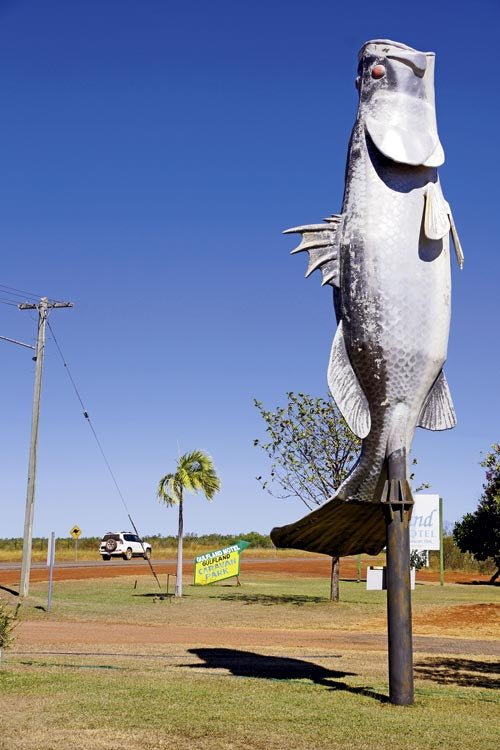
[0,0,498,540]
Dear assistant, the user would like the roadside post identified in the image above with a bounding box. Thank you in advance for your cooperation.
[47,532,55,612]
[439,497,444,586]
[70,525,82,561]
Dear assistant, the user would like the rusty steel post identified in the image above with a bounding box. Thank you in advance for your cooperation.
[383,449,414,706]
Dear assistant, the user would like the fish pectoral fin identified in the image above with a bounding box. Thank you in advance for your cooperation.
[424,182,450,240]
[284,214,342,288]
[446,203,465,269]
[417,370,457,431]
[328,322,371,438]
[424,184,464,268]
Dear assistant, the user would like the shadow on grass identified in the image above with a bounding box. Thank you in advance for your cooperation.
[415,657,500,689]
[456,580,499,587]
[186,647,388,702]
[0,584,19,596]
[212,593,328,606]
[132,593,174,601]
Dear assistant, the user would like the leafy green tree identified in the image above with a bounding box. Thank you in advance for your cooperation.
[453,444,500,584]
[157,450,221,597]
[254,392,360,509]
[254,392,360,600]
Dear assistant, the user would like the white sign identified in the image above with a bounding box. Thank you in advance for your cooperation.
[410,494,440,551]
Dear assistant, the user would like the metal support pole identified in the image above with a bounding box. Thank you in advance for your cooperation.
[383,450,414,706]
[439,496,444,586]
[47,531,55,612]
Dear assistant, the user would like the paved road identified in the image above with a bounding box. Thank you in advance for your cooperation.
[0,558,178,571]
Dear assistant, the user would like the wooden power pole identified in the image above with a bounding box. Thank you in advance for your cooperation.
[18,297,73,598]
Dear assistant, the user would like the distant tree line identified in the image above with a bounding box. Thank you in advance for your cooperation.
[0,531,274,552]
[429,532,496,575]
[0,531,496,574]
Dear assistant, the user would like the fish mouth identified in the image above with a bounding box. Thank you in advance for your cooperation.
[365,95,444,167]
[358,40,443,167]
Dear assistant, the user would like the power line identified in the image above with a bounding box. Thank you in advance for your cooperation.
[0,284,40,300]
[46,319,162,590]
[0,289,38,302]
[0,335,35,350]
[47,318,130,513]
[0,283,67,306]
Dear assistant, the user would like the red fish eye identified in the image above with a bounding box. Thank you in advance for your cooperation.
[371,64,386,79]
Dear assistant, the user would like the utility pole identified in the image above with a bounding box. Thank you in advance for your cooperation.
[18,297,73,598]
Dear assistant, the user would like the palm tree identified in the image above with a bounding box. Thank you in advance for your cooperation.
[157,450,221,597]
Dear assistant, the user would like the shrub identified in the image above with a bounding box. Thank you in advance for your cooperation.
[0,599,19,666]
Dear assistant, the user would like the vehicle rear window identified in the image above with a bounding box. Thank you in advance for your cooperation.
[102,534,120,541]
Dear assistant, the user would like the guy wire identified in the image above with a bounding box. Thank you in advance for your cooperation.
[46,318,162,590]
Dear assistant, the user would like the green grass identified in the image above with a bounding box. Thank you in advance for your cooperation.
[12,573,499,634]
[1,575,498,749]
[1,648,498,750]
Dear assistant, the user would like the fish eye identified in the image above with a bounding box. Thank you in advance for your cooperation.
[371,64,386,79]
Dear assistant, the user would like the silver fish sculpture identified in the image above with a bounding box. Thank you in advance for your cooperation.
[271,40,463,556]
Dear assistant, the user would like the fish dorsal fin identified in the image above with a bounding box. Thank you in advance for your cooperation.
[417,370,457,431]
[284,215,342,288]
[424,182,450,240]
[328,321,371,438]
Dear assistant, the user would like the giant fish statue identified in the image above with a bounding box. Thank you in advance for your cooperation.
[271,39,463,557]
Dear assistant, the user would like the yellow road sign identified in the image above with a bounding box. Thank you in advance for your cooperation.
[70,525,82,540]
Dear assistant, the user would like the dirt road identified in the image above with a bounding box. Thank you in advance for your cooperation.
[14,619,499,655]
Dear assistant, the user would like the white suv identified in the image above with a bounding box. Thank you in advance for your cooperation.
[99,532,152,561]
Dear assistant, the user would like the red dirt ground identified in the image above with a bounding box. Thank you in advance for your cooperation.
[14,619,499,654]
[4,556,497,653]
[0,556,492,586]
[413,602,500,633]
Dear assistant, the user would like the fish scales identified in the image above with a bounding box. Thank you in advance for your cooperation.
[338,123,452,501]
[271,40,462,556]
